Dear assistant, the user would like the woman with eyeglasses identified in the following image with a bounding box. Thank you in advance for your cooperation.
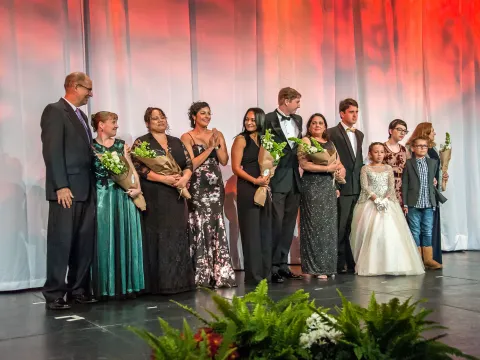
[181,102,236,289]
[383,119,410,207]
[131,107,195,295]
[406,122,448,266]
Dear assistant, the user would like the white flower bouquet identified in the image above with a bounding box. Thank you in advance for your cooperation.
[97,150,147,211]
[253,129,287,206]
[439,132,452,191]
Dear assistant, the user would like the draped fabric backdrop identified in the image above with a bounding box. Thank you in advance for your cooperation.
[1,0,479,290]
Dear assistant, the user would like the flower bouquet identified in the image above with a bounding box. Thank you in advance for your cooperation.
[132,141,191,199]
[96,150,147,211]
[289,137,346,184]
[439,132,452,191]
[253,129,287,206]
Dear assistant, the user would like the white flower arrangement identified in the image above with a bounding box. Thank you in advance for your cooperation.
[288,137,325,155]
[100,151,128,175]
[299,312,342,349]
[440,132,452,151]
[261,129,287,166]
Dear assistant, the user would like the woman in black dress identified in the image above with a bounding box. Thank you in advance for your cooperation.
[131,107,195,294]
[231,108,272,285]
[297,114,341,279]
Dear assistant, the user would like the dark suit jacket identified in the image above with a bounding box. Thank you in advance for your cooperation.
[327,123,364,195]
[263,110,303,193]
[40,98,94,202]
[402,156,438,207]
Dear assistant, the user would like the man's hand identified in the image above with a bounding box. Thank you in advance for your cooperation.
[433,178,438,187]
[57,188,74,208]
[403,207,408,215]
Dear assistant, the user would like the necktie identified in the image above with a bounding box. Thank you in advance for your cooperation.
[75,108,91,141]
[346,127,356,133]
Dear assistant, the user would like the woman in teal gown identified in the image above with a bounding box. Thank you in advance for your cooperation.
[91,111,145,299]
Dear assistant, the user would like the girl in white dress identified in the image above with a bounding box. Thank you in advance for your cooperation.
[350,143,424,276]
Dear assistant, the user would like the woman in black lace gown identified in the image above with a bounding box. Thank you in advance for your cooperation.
[181,102,236,288]
[231,108,272,285]
[131,107,195,295]
[297,114,341,279]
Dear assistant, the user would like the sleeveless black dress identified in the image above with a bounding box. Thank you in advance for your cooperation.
[236,133,272,284]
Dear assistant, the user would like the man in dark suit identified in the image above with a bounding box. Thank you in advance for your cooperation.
[41,72,97,309]
[263,87,303,283]
[327,98,364,273]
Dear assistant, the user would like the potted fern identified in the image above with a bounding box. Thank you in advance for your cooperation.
[130,281,478,360]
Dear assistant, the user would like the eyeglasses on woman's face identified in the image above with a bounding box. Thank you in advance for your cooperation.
[394,127,409,134]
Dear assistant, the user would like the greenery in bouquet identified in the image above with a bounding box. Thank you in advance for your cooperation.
[289,137,325,155]
[261,129,287,165]
[130,281,478,360]
[132,141,157,158]
[100,151,128,175]
[440,132,452,151]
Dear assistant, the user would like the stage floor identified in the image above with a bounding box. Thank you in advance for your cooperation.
[1,251,479,359]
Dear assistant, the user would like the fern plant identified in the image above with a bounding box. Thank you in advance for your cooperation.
[175,280,323,359]
[128,318,238,359]
[315,290,478,360]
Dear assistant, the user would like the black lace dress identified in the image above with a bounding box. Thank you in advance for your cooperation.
[131,133,195,295]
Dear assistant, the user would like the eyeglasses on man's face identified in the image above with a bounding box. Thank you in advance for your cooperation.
[76,83,93,93]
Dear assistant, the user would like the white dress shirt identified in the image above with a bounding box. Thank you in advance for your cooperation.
[340,121,357,157]
[63,97,78,112]
[277,108,298,148]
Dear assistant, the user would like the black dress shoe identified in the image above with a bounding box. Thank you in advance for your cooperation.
[70,294,98,304]
[271,273,284,283]
[278,269,303,280]
[46,298,71,310]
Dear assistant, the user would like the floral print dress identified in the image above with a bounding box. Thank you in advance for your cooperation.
[188,144,236,288]
[383,143,408,207]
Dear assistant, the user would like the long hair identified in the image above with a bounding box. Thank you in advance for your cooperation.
[238,107,265,137]
[305,113,329,141]
[406,122,435,148]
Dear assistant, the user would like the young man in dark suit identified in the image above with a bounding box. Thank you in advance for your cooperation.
[327,98,364,273]
[263,87,303,283]
[41,72,97,309]
[402,136,443,270]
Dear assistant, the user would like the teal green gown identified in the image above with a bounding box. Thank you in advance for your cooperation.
[92,138,145,298]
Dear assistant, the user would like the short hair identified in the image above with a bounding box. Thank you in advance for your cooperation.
[91,111,118,132]
[339,98,359,113]
[277,87,301,106]
[305,113,329,141]
[406,122,435,148]
[388,119,408,138]
[144,107,166,123]
[412,136,430,146]
[368,142,385,153]
[64,72,87,90]
[188,101,210,128]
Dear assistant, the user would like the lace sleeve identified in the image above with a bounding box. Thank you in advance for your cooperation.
[131,138,151,179]
[386,165,397,202]
[182,142,193,172]
[360,166,375,197]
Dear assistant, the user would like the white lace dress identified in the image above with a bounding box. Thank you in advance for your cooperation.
[350,165,425,276]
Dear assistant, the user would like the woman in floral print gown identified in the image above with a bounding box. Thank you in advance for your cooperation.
[181,101,236,288]
[383,119,410,207]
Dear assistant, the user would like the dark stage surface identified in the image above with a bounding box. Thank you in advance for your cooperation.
[1,252,479,359]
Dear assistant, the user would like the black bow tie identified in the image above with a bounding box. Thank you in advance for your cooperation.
[277,111,292,121]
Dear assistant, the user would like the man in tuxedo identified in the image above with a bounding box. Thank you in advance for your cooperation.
[327,98,364,274]
[41,72,97,309]
[263,87,303,283]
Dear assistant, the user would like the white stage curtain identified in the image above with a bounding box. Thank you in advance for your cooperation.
[1,0,479,290]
